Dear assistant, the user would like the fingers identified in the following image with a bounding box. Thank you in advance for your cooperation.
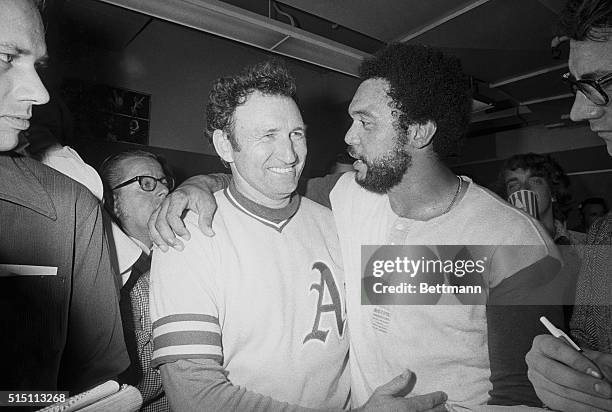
[197,198,217,237]
[529,334,604,380]
[148,206,167,251]
[584,349,612,383]
[165,192,191,241]
[403,391,447,412]
[532,372,612,412]
[373,370,416,397]
[151,196,184,252]
[528,342,611,398]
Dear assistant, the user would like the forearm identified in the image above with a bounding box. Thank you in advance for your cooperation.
[161,359,333,412]
[486,305,563,406]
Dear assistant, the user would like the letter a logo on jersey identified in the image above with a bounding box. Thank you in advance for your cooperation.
[303,261,345,344]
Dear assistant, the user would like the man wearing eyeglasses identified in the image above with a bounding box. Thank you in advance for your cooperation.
[99,150,174,412]
[526,1,612,410]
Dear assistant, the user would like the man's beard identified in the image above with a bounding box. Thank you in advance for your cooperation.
[352,145,412,194]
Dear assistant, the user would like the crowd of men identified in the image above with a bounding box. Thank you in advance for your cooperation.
[1,0,611,411]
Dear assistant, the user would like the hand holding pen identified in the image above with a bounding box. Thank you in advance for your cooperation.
[524,317,612,411]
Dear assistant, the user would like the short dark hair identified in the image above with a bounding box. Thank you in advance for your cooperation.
[205,60,297,150]
[358,43,471,157]
[499,153,571,220]
[559,0,612,41]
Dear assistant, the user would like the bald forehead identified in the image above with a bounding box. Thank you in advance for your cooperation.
[117,156,162,178]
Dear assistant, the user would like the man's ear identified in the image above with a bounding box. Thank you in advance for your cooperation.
[212,129,234,163]
[407,120,437,149]
[110,192,121,220]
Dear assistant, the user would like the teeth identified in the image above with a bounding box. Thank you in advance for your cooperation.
[270,167,293,174]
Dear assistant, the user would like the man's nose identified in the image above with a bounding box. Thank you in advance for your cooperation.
[156,183,170,197]
[344,124,359,146]
[15,67,50,107]
[277,137,298,164]
[570,92,604,123]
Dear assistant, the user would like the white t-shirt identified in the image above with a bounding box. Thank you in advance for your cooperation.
[330,173,558,407]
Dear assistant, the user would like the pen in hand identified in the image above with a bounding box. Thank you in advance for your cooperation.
[539,316,606,381]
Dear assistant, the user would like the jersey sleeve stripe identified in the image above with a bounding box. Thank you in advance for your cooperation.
[152,313,219,328]
[151,353,223,368]
[154,330,221,349]
[153,320,220,338]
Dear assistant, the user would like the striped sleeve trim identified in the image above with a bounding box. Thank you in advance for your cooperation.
[153,320,220,338]
[151,313,222,367]
[152,313,219,328]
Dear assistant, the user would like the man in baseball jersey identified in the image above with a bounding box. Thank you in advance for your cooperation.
[149,60,447,412]
[150,44,565,409]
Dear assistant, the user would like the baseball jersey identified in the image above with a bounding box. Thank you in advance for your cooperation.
[329,173,559,408]
[150,184,349,409]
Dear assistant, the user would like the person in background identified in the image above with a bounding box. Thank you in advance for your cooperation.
[100,150,173,412]
[500,152,585,327]
[0,0,128,394]
[526,0,612,410]
[16,91,144,283]
[500,153,585,247]
[578,197,608,232]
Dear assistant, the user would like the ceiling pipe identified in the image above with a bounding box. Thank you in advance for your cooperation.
[97,0,370,77]
[394,0,492,42]
[520,93,574,106]
[490,62,568,88]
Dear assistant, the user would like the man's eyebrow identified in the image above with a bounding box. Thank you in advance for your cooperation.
[0,43,47,65]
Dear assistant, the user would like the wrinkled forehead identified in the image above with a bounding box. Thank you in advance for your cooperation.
[0,0,46,56]
[569,37,612,78]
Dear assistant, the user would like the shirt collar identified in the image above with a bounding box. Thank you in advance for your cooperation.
[0,153,57,220]
[224,180,300,232]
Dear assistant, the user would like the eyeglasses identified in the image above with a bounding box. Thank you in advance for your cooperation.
[111,175,174,192]
[562,71,612,106]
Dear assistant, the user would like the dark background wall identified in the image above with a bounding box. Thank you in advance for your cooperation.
[36,1,612,231]
[40,6,358,179]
